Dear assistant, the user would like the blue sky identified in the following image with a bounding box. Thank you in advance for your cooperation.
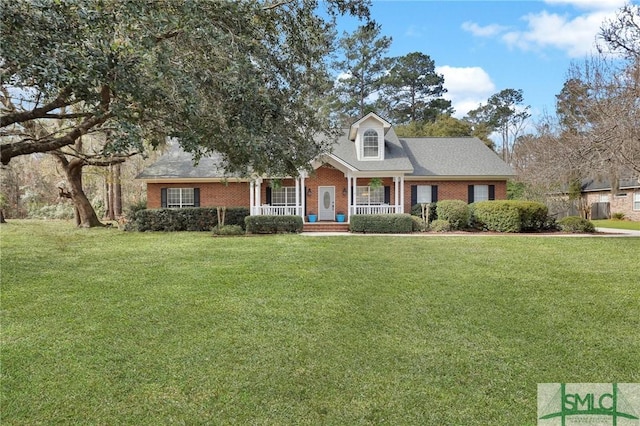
[333,0,634,123]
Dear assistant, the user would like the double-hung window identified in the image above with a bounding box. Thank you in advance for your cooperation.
[474,185,489,202]
[417,185,433,203]
[167,188,195,208]
[356,186,384,205]
[363,129,379,158]
[271,187,296,206]
[634,191,640,211]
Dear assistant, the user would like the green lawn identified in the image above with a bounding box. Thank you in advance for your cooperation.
[1,221,639,425]
[592,219,640,231]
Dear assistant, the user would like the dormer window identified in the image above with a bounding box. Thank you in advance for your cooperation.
[363,129,379,158]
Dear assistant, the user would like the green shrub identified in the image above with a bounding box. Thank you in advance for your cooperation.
[134,207,249,232]
[410,202,438,223]
[429,219,451,232]
[612,212,625,220]
[244,215,303,234]
[410,215,426,232]
[349,214,414,234]
[212,224,245,236]
[436,200,469,230]
[557,216,595,233]
[472,200,548,233]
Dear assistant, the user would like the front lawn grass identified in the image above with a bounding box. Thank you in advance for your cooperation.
[2,220,639,425]
[592,219,640,231]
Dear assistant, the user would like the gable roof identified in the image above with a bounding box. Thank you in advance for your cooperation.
[401,137,515,178]
[137,121,514,180]
[330,127,414,173]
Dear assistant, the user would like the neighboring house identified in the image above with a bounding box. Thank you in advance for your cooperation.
[137,112,514,224]
[580,177,640,221]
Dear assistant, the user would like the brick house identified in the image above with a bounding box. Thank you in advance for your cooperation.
[137,113,514,223]
[581,177,640,221]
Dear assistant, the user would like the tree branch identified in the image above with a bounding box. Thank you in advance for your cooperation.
[0,112,112,165]
[0,87,74,127]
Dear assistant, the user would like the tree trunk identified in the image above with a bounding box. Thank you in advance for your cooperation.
[107,164,115,220]
[113,163,122,217]
[0,209,6,223]
[55,156,104,228]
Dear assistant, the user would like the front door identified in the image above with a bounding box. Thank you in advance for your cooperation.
[318,186,335,221]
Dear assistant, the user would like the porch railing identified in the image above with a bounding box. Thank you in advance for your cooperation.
[351,204,401,215]
[255,205,302,216]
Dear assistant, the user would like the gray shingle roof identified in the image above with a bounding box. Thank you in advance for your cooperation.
[400,137,514,177]
[137,131,514,180]
[582,177,640,192]
[136,144,237,180]
[330,127,414,172]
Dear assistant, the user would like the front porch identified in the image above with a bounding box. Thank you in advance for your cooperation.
[248,171,406,223]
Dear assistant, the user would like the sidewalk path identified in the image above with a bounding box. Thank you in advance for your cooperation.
[301,227,640,237]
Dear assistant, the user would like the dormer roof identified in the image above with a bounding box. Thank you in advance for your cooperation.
[348,112,392,141]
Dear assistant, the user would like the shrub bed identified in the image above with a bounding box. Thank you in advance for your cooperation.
[429,219,451,232]
[410,202,438,223]
[557,216,595,233]
[436,200,469,230]
[133,207,249,232]
[245,215,303,234]
[349,214,414,233]
[473,200,548,233]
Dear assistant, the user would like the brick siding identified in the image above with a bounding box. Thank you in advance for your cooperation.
[146,172,509,214]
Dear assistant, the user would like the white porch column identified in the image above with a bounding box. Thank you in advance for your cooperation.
[250,180,255,215]
[295,177,300,217]
[255,178,262,214]
[399,175,405,213]
[300,174,306,221]
[394,176,400,212]
[351,175,357,215]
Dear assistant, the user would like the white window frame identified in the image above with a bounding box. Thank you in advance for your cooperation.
[417,185,432,204]
[599,194,610,203]
[634,191,640,211]
[474,185,489,202]
[271,187,297,206]
[167,188,195,208]
[356,186,384,205]
[363,129,379,158]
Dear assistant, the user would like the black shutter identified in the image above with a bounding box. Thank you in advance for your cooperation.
[161,188,167,208]
[410,185,417,206]
[193,188,200,207]
[488,185,495,201]
[468,185,474,203]
[384,186,391,204]
[304,187,307,215]
[431,185,438,203]
[266,187,272,204]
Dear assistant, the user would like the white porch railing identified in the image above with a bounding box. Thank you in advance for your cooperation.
[256,205,302,216]
[351,204,400,215]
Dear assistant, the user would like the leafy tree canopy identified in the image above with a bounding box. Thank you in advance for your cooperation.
[379,52,451,124]
[331,22,391,121]
[0,0,370,175]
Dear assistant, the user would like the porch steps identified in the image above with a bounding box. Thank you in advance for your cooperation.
[302,222,350,233]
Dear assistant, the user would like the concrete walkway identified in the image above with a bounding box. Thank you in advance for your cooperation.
[301,227,640,237]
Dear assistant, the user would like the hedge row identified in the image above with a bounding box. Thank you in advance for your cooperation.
[132,207,249,232]
[350,214,413,233]
[244,215,303,234]
[473,200,548,232]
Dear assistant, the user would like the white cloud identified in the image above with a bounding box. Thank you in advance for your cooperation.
[463,1,623,58]
[461,21,508,37]
[502,9,615,57]
[436,66,496,117]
